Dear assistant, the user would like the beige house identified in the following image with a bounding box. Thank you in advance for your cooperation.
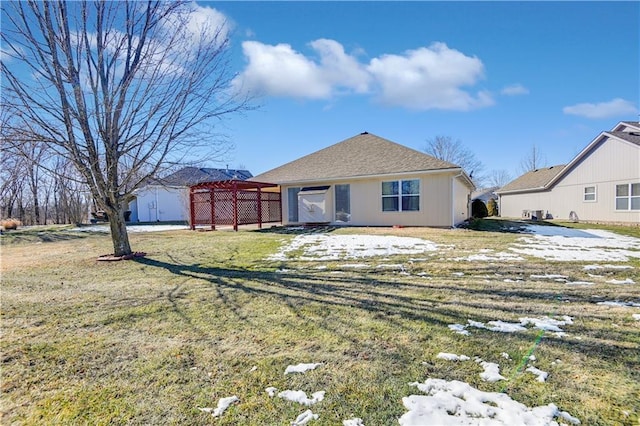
[250,132,475,227]
[497,121,640,224]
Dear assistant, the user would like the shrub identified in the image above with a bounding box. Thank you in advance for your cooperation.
[1,218,22,231]
[471,199,488,218]
[487,198,499,216]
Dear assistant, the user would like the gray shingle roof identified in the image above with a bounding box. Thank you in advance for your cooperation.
[251,132,459,184]
[152,167,253,186]
[608,130,640,146]
[497,165,566,194]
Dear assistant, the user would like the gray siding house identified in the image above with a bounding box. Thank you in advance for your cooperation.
[497,121,640,224]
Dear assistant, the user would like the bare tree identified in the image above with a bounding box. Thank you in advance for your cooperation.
[425,135,485,186]
[487,169,513,189]
[2,1,249,256]
[519,145,547,174]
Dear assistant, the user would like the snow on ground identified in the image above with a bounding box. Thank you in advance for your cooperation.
[510,226,640,262]
[277,390,325,406]
[633,314,640,320]
[399,379,580,426]
[451,316,573,336]
[476,359,506,382]
[452,251,524,262]
[198,395,239,417]
[291,409,318,425]
[606,278,635,284]
[596,301,640,307]
[285,363,322,374]
[526,366,549,383]
[70,224,189,233]
[436,352,470,361]
[268,234,438,261]
[343,418,364,426]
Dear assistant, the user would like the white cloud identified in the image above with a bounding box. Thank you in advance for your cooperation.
[160,2,232,49]
[501,83,529,96]
[232,40,369,99]
[563,98,638,119]
[367,42,493,110]
[232,40,494,111]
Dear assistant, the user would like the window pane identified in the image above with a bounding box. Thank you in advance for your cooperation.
[616,198,629,210]
[616,184,629,197]
[382,181,398,196]
[632,183,640,196]
[584,193,595,201]
[288,187,300,221]
[335,184,351,222]
[584,186,595,195]
[631,197,640,210]
[402,179,420,195]
[382,197,399,211]
[402,195,420,211]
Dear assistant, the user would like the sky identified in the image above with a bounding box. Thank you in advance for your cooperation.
[190,1,639,184]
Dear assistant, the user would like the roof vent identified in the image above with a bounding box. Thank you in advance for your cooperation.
[630,131,640,136]
[360,131,369,135]
[549,166,554,169]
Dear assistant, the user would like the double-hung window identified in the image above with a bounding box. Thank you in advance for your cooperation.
[382,179,420,212]
[583,186,596,202]
[615,183,640,211]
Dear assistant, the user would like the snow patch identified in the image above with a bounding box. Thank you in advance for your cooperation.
[476,359,506,382]
[510,227,640,262]
[285,363,322,374]
[198,395,239,417]
[436,352,470,361]
[343,418,364,426]
[526,366,549,382]
[269,234,438,261]
[606,278,635,284]
[399,379,580,425]
[291,409,318,425]
[278,390,325,406]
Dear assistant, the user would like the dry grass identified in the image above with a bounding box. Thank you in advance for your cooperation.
[1,224,639,425]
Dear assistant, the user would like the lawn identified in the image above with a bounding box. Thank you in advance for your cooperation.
[1,220,639,425]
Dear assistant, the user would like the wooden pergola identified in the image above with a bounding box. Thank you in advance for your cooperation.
[189,180,281,231]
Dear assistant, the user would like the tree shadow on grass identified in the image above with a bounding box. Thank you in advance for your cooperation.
[133,256,640,372]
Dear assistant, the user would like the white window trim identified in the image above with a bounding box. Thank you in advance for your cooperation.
[583,186,597,203]
[382,179,420,212]
[615,183,640,211]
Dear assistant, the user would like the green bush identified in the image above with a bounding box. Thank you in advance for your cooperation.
[487,198,498,216]
[471,199,488,218]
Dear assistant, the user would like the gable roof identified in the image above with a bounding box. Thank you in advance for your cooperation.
[150,167,253,187]
[497,165,566,194]
[251,132,463,184]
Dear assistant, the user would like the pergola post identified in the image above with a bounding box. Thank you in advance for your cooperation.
[257,187,263,229]
[210,188,216,230]
[233,180,238,232]
[189,189,195,230]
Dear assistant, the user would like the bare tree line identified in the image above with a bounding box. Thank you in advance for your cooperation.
[1,137,90,225]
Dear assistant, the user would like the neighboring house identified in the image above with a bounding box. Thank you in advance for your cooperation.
[250,132,475,227]
[130,167,252,222]
[497,121,640,224]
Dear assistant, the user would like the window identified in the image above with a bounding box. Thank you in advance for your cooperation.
[382,179,420,212]
[616,183,640,211]
[287,187,300,221]
[583,186,596,202]
[335,184,350,222]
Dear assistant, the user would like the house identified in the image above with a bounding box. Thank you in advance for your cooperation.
[130,167,252,222]
[497,121,640,224]
[250,132,475,227]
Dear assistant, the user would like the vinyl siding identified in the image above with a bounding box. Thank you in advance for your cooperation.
[281,171,463,227]
[500,136,640,223]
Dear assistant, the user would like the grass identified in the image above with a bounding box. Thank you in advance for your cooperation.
[1,224,639,425]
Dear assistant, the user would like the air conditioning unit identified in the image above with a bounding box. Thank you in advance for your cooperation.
[522,210,531,219]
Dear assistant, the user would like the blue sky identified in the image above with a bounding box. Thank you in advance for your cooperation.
[202,1,638,184]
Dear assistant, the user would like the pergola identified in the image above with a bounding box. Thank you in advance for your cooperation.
[189,180,281,231]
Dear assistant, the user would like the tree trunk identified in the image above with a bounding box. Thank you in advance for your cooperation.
[107,207,132,257]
